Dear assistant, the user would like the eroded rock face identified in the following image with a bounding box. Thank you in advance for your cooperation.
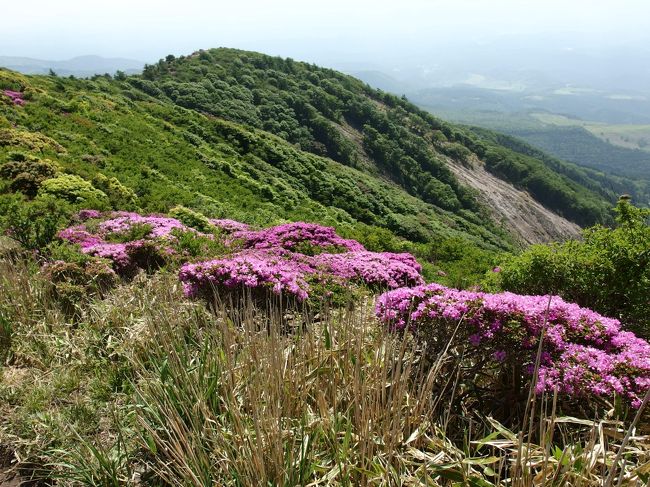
[445,157,581,245]
[329,100,581,246]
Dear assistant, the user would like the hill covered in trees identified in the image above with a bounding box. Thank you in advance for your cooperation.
[138,49,622,230]
[0,47,636,278]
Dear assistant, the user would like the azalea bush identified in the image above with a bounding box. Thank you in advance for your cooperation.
[2,89,25,106]
[208,218,250,233]
[233,221,365,254]
[179,247,424,309]
[376,283,650,412]
[176,220,425,311]
[57,211,193,275]
[179,250,311,309]
[57,212,425,309]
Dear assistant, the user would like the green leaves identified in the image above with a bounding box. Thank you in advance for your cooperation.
[497,198,650,338]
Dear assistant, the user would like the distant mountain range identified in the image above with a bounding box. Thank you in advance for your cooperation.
[0,55,144,77]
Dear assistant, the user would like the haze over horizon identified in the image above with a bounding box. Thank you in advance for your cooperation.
[2,0,649,65]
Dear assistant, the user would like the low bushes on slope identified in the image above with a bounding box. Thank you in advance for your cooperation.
[57,211,424,309]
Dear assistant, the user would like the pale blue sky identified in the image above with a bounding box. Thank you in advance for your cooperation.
[2,0,649,62]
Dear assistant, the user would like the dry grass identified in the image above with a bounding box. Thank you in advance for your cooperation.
[0,257,649,485]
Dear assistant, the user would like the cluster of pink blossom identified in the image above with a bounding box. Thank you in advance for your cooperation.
[76,209,102,221]
[179,249,424,302]
[376,284,650,407]
[178,222,422,301]
[233,222,365,253]
[308,251,424,289]
[58,212,193,273]
[208,218,250,233]
[60,212,425,305]
[98,213,188,238]
[179,250,311,301]
[2,89,25,106]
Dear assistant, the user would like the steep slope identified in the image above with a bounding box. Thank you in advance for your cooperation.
[444,158,581,244]
[137,48,616,234]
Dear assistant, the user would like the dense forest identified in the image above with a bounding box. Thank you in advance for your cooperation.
[508,125,650,182]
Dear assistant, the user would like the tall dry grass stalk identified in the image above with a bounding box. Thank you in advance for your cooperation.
[129,287,650,486]
[1,259,649,486]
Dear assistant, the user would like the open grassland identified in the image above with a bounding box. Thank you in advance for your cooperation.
[531,113,650,153]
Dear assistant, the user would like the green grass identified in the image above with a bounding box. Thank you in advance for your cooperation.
[531,112,650,153]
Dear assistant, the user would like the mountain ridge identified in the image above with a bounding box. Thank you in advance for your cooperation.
[0,55,145,77]
[0,47,624,260]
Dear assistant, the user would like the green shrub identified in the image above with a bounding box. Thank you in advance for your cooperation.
[45,241,94,265]
[493,198,650,338]
[170,230,228,260]
[338,224,406,253]
[39,174,108,205]
[169,205,213,232]
[0,153,60,197]
[91,173,138,209]
[127,240,173,274]
[0,194,73,250]
[418,236,500,289]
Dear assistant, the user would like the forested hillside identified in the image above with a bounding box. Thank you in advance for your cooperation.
[0,47,626,263]
[469,127,650,205]
[138,48,618,230]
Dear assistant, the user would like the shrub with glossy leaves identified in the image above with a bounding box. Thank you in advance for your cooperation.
[0,194,73,250]
[91,173,138,209]
[0,153,60,197]
[169,205,214,233]
[39,174,108,205]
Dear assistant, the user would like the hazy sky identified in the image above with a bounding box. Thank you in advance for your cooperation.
[2,0,649,63]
